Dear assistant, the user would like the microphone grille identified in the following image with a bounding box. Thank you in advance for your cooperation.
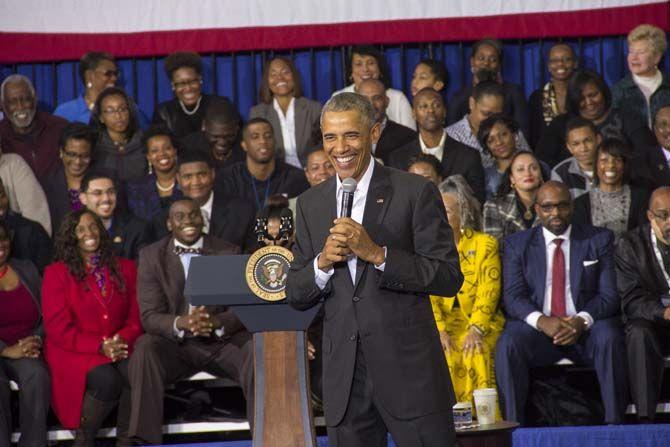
[342,177,358,194]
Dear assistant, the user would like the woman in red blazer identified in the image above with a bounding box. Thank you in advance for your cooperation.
[42,208,142,446]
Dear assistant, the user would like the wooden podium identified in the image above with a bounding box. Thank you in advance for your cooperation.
[184,249,321,447]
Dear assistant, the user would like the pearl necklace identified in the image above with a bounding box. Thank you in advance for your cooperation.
[179,96,202,116]
[156,180,175,192]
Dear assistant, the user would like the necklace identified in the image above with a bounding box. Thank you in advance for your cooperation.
[0,265,10,280]
[523,208,534,221]
[179,96,202,116]
[156,180,176,192]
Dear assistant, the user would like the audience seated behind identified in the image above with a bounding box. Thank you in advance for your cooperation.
[181,97,245,170]
[332,45,415,130]
[495,181,627,425]
[79,171,154,260]
[42,209,142,445]
[410,59,448,99]
[432,175,505,408]
[0,219,50,447]
[0,74,68,179]
[447,39,529,136]
[53,52,150,129]
[153,51,235,139]
[572,138,649,242]
[249,56,322,169]
[288,148,335,217]
[42,122,95,234]
[357,78,417,165]
[129,198,253,445]
[217,118,310,214]
[528,43,578,150]
[612,25,670,129]
[389,87,486,204]
[153,151,256,252]
[0,178,52,274]
[446,80,532,170]
[634,103,670,190]
[407,153,443,185]
[616,187,670,421]
[483,151,545,248]
[537,70,654,168]
[125,126,183,222]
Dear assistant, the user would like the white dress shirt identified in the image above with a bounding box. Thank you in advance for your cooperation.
[313,159,385,289]
[419,130,446,162]
[273,97,300,168]
[200,191,214,234]
[525,226,594,330]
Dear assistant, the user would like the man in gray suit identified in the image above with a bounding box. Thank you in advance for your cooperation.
[287,92,462,446]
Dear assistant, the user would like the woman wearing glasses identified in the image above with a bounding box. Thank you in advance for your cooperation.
[90,87,146,182]
[153,51,236,139]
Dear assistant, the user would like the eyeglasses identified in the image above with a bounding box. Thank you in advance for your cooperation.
[172,78,202,90]
[538,202,571,213]
[651,209,670,221]
[102,106,129,116]
[62,150,91,161]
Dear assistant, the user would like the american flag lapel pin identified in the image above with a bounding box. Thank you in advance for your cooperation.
[377,198,384,204]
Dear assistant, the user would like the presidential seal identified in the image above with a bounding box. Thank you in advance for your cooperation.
[245,245,294,302]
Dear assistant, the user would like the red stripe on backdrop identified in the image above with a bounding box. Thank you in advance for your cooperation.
[0,2,667,63]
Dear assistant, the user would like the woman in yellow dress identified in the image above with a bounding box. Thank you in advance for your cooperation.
[432,175,506,407]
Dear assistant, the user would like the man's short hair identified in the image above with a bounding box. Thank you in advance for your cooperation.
[471,80,504,102]
[80,170,117,193]
[565,116,599,140]
[59,122,97,150]
[1,74,36,104]
[242,117,273,138]
[203,98,240,127]
[177,150,214,170]
[321,92,376,131]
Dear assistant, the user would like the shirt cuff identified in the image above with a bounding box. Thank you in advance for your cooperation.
[313,254,334,290]
[525,311,543,330]
[173,317,185,339]
[374,246,387,271]
[215,327,225,338]
[576,312,594,329]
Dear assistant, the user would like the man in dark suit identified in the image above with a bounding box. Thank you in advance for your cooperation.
[357,79,417,165]
[389,88,486,203]
[616,187,670,420]
[153,151,256,251]
[287,92,462,446]
[79,171,153,259]
[128,198,252,444]
[633,105,670,190]
[496,181,627,425]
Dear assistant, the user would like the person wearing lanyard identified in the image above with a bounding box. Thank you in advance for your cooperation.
[218,118,310,214]
[616,186,670,421]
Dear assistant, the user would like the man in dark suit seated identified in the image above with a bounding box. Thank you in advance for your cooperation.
[389,88,486,203]
[0,178,52,273]
[357,79,416,165]
[127,198,253,445]
[633,104,670,190]
[218,118,310,214]
[79,170,153,259]
[496,181,627,425]
[288,92,462,446]
[153,151,256,251]
[616,186,670,420]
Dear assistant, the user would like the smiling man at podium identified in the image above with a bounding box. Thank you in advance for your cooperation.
[288,92,463,447]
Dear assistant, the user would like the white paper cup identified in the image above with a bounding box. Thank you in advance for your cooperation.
[452,402,473,429]
[473,388,497,425]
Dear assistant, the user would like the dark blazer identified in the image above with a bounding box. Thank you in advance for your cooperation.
[287,163,462,425]
[153,94,234,139]
[374,119,417,165]
[616,223,669,324]
[125,173,184,222]
[572,186,649,232]
[5,211,53,274]
[447,81,529,135]
[632,143,670,190]
[137,235,242,339]
[502,224,618,323]
[110,212,154,260]
[388,134,486,204]
[0,258,43,353]
[41,166,72,235]
[249,97,322,167]
[180,131,245,171]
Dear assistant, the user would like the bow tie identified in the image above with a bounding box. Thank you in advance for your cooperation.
[174,245,203,256]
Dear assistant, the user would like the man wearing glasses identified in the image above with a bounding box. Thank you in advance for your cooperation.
[496,180,627,425]
[617,186,670,421]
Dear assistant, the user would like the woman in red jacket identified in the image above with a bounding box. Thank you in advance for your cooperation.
[42,209,142,446]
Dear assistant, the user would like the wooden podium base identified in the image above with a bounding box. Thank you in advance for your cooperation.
[253,331,316,447]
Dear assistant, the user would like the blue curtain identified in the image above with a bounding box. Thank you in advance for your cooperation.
[2,36,669,123]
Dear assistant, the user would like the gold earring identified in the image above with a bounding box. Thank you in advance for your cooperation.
[86,82,92,88]
[148,164,153,175]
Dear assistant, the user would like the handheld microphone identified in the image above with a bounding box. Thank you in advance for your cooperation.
[340,178,358,218]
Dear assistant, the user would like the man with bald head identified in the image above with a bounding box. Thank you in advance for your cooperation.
[357,79,416,164]
[496,181,626,425]
[617,186,670,420]
[389,87,485,203]
[0,74,68,178]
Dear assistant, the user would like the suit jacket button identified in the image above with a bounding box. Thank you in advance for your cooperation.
[349,334,357,341]
[353,296,360,302]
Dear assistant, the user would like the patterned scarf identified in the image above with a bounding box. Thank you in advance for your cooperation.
[541,82,560,125]
[87,253,107,297]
